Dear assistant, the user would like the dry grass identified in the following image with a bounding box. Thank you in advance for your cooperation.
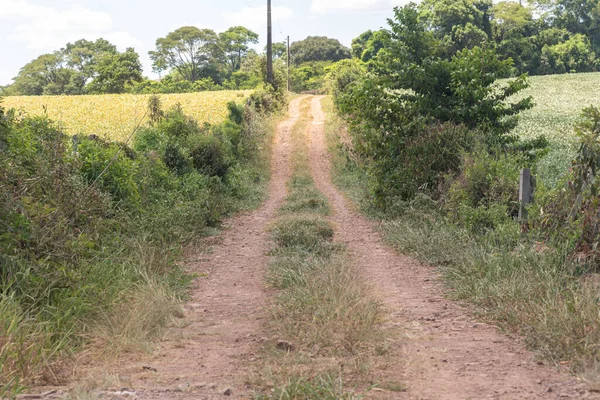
[87,280,183,359]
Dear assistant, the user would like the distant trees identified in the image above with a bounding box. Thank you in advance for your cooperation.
[150,27,221,84]
[219,26,259,74]
[347,0,600,77]
[8,38,143,95]
[5,25,354,95]
[290,36,351,65]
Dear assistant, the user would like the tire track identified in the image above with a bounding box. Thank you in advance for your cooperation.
[307,95,588,400]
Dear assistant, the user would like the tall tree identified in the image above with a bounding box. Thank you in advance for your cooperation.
[219,26,259,74]
[150,27,220,83]
[11,53,74,95]
[87,48,143,94]
[291,36,351,65]
[62,38,118,91]
[418,0,493,55]
[538,0,600,50]
[351,30,391,62]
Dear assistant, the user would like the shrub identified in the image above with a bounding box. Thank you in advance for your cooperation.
[163,141,191,176]
[190,135,232,178]
[77,136,140,205]
[158,104,200,138]
[133,127,168,154]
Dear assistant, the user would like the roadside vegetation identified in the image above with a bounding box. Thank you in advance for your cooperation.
[253,98,390,399]
[325,1,600,377]
[0,87,283,396]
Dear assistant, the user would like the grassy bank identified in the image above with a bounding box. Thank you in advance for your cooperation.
[323,96,600,376]
[253,98,387,399]
[0,95,276,396]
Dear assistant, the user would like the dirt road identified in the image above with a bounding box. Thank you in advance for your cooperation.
[306,96,590,399]
[34,96,592,399]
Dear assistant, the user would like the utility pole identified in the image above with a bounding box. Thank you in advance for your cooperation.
[287,35,290,92]
[266,0,274,85]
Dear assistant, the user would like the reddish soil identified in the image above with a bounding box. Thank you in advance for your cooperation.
[23,96,596,400]
[306,96,593,400]
[69,97,302,400]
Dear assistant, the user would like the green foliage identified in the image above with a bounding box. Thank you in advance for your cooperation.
[539,34,598,74]
[77,136,140,204]
[290,61,332,92]
[336,3,533,206]
[325,59,366,102]
[159,104,201,138]
[0,89,273,393]
[291,36,351,66]
[190,134,232,178]
[536,106,600,261]
[150,26,220,84]
[8,39,141,96]
[219,26,259,74]
[86,48,143,94]
[351,30,391,62]
[418,0,493,56]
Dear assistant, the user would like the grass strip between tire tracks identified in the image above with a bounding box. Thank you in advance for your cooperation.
[251,97,397,399]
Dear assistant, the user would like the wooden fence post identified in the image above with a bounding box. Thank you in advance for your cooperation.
[519,168,533,222]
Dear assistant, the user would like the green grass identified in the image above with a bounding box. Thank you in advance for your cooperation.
[256,97,385,398]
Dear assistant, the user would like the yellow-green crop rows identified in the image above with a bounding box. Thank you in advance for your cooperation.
[512,72,600,148]
[3,90,251,141]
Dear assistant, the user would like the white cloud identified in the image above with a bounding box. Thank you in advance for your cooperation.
[0,0,142,51]
[223,5,293,34]
[311,0,413,14]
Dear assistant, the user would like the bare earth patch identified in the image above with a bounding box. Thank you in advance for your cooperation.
[307,95,593,400]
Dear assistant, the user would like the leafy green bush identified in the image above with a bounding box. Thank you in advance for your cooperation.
[77,136,140,205]
[163,141,191,175]
[158,104,200,138]
[133,127,168,154]
[190,135,232,178]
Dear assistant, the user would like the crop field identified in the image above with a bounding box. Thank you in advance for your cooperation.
[2,90,251,141]
[512,72,600,147]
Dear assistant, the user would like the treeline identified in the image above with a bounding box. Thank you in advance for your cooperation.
[353,0,600,76]
[1,26,265,96]
[295,0,600,92]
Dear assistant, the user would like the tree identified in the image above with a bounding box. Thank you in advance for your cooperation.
[336,3,533,204]
[536,0,600,49]
[87,48,143,94]
[290,36,351,66]
[62,38,119,92]
[150,27,220,83]
[351,30,391,62]
[418,0,493,55]
[11,53,74,95]
[492,2,539,73]
[272,42,287,60]
[219,26,259,74]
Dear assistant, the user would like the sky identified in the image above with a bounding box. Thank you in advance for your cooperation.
[0,0,414,86]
